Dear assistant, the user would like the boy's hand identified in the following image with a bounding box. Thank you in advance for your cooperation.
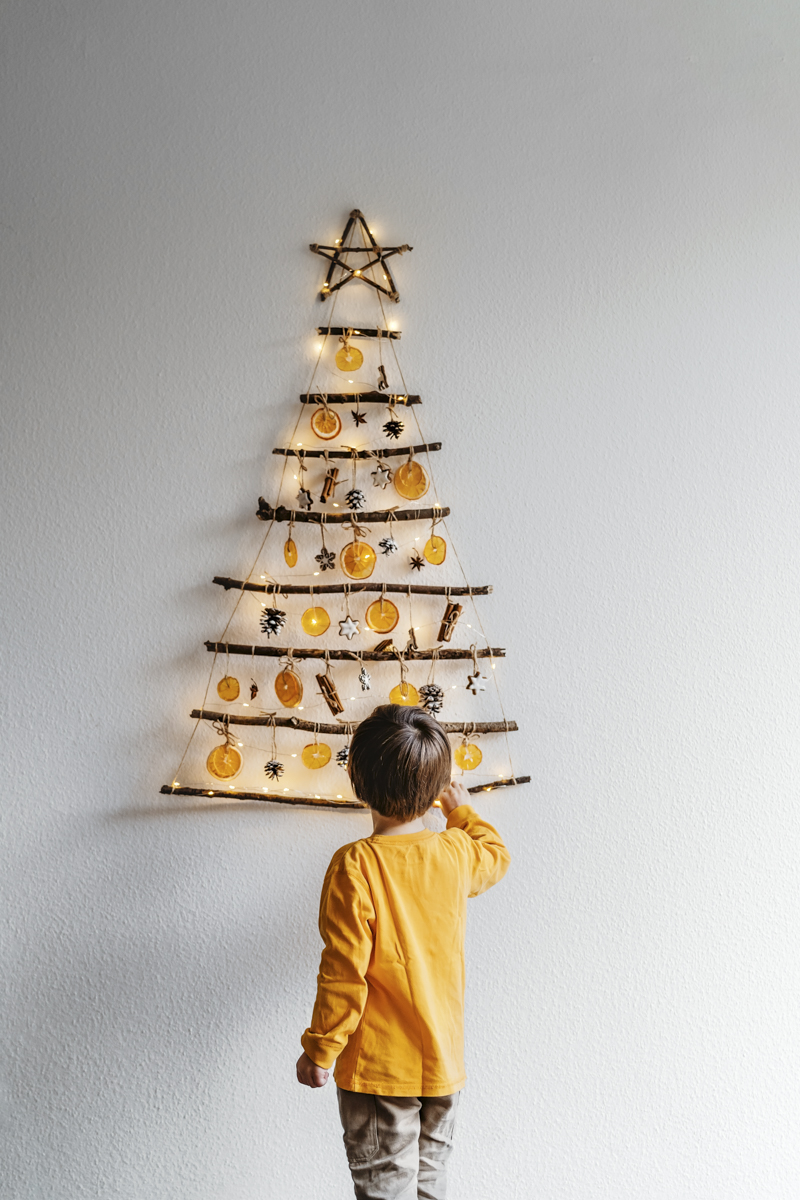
[296,1050,329,1088]
[436,779,471,816]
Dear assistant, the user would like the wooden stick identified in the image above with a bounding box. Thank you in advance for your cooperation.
[189,710,519,734]
[205,642,505,661]
[315,327,401,340]
[159,775,528,808]
[160,784,364,810]
[299,396,422,410]
[257,501,449,524]
[273,442,440,459]
[213,577,493,597]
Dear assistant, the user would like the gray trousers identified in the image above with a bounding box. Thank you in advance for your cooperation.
[337,1086,461,1200]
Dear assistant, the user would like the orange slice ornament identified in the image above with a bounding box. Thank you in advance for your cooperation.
[310,404,342,441]
[206,743,243,780]
[217,676,240,702]
[454,742,482,771]
[423,535,446,565]
[365,598,399,633]
[274,667,303,708]
[284,538,298,568]
[393,459,429,501]
[302,742,332,769]
[390,682,420,706]
[340,540,376,580]
[335,344,364,372]
[301,606,330,635]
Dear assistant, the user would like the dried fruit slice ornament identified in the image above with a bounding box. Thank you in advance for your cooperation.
[310,396,342,441]
[340,532,376,579]
[206,717,242,781]
[424,534,446,565]
[217,675,240,702]
[301,606,330,636]
[274,652,303,707]
[335,330,363,373]
[394,454,429,502]
[390,681,420,706]
[302,728,332,769]
[365,593,399,633]
[454,739,482,770]
[284,537,298,568]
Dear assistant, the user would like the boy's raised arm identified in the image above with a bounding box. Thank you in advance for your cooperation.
[300,852,375,1071]
[439,780,511,897]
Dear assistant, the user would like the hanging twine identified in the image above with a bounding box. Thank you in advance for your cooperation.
[427,646,440,686]
[211,714,235,747]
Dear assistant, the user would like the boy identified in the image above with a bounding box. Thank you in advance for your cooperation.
[296,704,510,1199]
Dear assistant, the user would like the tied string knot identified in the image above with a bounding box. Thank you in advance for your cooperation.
[211,715,235,747]
[346,515,370,541]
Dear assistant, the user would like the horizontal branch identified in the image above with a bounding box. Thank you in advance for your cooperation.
[160,776,529,809]
[205,643,505,661]
[273,442,440,460]
[190,710,518,734]
[160,784,364,811]
[300,392,421,405]
[212,577,492,597]
[257,501,449,524]
[315,327,401,339]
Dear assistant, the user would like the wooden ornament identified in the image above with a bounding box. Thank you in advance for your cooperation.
[438,602,463,643]
[217,676,240,702]
[275,667,303,707]
[317,671,345,715]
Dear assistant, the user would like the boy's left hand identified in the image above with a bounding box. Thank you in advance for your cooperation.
[296,1050,329,1088]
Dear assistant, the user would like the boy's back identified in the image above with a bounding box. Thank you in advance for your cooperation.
[301,803,509,1097]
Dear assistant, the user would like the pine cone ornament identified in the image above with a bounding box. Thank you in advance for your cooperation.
[383,417,404,439]
[345,488,367,511]
[379,536,398,555]
[264,760,285,781]
[260,606,287,637]
[315,547,336,571]
[419,683,444,714]
[336,746,350,769]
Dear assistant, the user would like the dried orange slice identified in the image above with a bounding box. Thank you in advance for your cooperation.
[335,345,364,372]
[275,668,303,708]
[423,535,446,565]
[284,538,298,567]
[302,742,332,769]
[310,406,342,440]
[301,606,330,636]
[394,460,429,501]
[389,682,420,706]
[365,598,399,633]
[206,743,242,780]
[454,742,482,770]
[217,676,240,701]
[340,541,376,579]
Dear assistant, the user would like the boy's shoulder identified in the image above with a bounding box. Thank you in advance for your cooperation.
[325,837,372,877]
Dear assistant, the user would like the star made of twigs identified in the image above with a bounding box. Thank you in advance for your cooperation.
[310,209,412,303]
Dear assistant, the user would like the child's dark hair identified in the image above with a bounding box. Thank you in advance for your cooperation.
[349,704,452,820]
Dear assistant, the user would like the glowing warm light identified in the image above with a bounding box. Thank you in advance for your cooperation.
[298,706,304,710]
[313,571,320,576]
[297,441,303,446]
[354,270,361,276]
[333,503,339,508]
[284,787,289,792]
[291,753,297,758]
[237,742,243,747]
[243,703,249,707]
[315,344,322,351]
[337,794,343,799]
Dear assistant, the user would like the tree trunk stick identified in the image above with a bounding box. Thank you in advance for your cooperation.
[204,642,504,660]
[272,442,440,459]
[188,710,519,734]
[257,501,449,524]
[213,577,493,597]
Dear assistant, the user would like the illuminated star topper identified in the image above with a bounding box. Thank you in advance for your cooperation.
[310,209,412,303]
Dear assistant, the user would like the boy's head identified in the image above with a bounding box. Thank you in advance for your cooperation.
[348,704,452,821]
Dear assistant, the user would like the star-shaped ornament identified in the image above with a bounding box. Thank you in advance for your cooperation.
[339,615,360,640]
[410,552,425,571]
[466,672,488,695]
[371,464,392,488]
[297,487,313,511]
[351,409,368,427]
[310,209,412,303]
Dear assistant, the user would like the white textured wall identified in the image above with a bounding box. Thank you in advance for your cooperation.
[4,2,800,1197]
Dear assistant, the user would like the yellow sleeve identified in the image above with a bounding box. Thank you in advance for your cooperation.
[446,804,511,897]
[300,852,375,1070]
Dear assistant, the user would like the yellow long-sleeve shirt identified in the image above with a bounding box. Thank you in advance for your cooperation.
[301,804,510,1096]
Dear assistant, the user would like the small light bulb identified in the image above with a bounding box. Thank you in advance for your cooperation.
[237,742,243,747]
[333,503,339,508]
[315,343,322,351]
[243,702,249,707]
[293,474,297,480]
[491,663,496,669]
[291,753,297,758]
[208,791,213,796]
[262,787,267,792]
[284,787,289,792]
[415,626,420,631]
[315,794,320,799]
[350,696,355,701]
[298,706,304,710]
[354,269,361,276]
[297,441,303,446]
[337,794,343,799]
[313,571,319,576]
[261,574,266,579]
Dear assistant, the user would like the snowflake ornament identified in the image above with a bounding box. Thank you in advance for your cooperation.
[336,746,350,769]
[383,417,404,440]
[419,683,444,714]
[315,547,336,571]
[358,665,372,691]
[345,488,367,511]
[379,536,398,556]
[260,606,287,637]
[264,760,285,781]
[296,487,313,510]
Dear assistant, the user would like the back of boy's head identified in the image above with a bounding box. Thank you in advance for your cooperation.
[349,704,452,820]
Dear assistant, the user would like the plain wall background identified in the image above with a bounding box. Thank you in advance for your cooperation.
[4,2,800,1197]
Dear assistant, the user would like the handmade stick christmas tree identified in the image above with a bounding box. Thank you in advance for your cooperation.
[162,209,529,810]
